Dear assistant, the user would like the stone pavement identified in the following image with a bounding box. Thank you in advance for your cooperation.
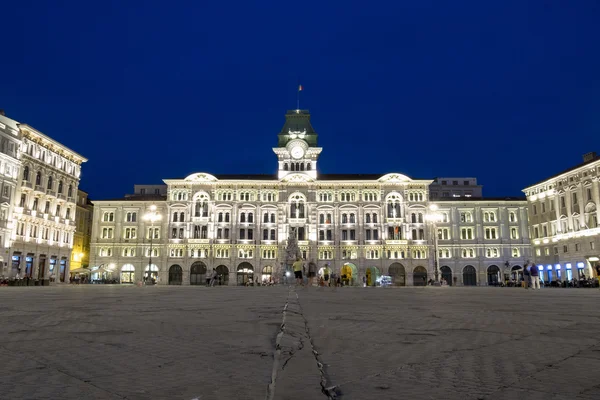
[0,285,599,400]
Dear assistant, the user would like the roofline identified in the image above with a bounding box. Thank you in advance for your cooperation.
[19,124,88,163]
[523,155,599,191]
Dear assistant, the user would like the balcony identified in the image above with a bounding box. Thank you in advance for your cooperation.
[46,189,56,197]
[192,215,209,223]
[34,185,45,194]
[67,196,74,203]
[21,180,33,190]
[188,238,209,244]
[385,239,408,245]
[57,193,66,200]
[289,218,307,225]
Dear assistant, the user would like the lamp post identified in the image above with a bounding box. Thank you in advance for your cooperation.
[143,205,162,285]
[426,204,443,285]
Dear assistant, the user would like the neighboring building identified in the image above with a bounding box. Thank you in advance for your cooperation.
[0,111,22,273]
[70,189,93,271]
[90,109,530,286]
[523,151,600,282]
[429,177,483,199]
[0,111,87,284]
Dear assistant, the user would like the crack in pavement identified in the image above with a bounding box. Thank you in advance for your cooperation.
[265,286,291,400]
[295,291,339,399]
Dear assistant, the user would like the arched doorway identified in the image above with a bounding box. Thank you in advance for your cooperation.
[121,264,135,284]
[262,266,273,284]
[413,266,427,286]
[237,262,253,286]
[463,265,477,286]
[341,263,357,286]
[389,263,406,286]
[511,265,523,284]
[366,266,380,286]
[144,264,158,284]
[216,265,229,286]
[440,266,452,286]
[168,265,183,285]
[487,265,500,286]
[190,261,207,285]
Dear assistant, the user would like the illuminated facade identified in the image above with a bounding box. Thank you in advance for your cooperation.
[90,110,530,286]
[70,189,93,271]
[0,112,87,284]
[523,152,600,282]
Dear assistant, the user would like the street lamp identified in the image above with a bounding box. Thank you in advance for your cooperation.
[143,205,162,285]
[425,204,443,284]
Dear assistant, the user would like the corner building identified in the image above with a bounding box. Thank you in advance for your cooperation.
[91,110,531,286]
[523,152,600,282]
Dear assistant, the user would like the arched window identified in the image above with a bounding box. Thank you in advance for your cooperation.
[23,166,30,181]
[67,184,73,198]
[179,212,185,222]
[418,213,423,223]
[47,176,53,190]
[342,214,348,223]
[284,163,288,171]
[225,212,230,222]
[173,212,178,222]
[412,229,417,240]
[319,214,325,224]
[411,213,416,223]
[218,212,223,222]
[58,181,63,194]
[35,171,41,186]
[365,213,371,223]
[248,212,253,223]
[264,212,269,223]
[350,213,355,223]
[270,213,275,223]
[373,214,378,223]
[289,193,306,218]
[240,212,246,223]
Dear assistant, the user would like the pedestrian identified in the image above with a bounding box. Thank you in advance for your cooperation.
[595,263,600,289]
[530,263,540,290]
[323,266,330,287]
[206,273,211,286]
[307,261,316,287]
[523,262,530,289]
[210,268,217,287]
[292,257,304,286]
[362,275,367,287]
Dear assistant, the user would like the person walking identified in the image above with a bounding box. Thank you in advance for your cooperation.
[209,268,218,287]
[292,257,304,286]
[523,261,530,289]
[530,263,540,290]
[595,263,600,289]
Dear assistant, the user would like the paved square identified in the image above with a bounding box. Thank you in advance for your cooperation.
[1,286,599,400]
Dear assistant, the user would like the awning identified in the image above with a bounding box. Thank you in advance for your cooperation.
[70,268,92,274]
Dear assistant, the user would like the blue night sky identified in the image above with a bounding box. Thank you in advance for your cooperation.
[2,1,599,200]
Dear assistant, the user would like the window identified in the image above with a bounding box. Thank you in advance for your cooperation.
[289,194,306,218]
[512,248,520,257]
[99,247,113,257]
[215,248,229,258]
[68,185,73,198]
[563,245,568,253]
[587,188,592,201]
[58,181,63,194]
[239,229,245,240]
[541,203,546,213]
[572,193,578,205]
[560,196,565,208]
[123,248,136,257]
[386,194,402,218]
[44,201,50,214]
[464,180,469,185]
[534,227,539,239]
[23,166,29,181]
[461,228,473,240]
[35,171,41,186]
[318,250,333,260]
[511,228,518,239]
[65,208,71,220]
[56,204,61,217]
[575,243,580,251]
[553,246,558,255]
[248,229,253,240]
[126,212,137,222]
[148,227,160,239]
[591,241,595,250]
[438,228,450,240]
[460,212,472,223]
[262,249,276,259]
[47,176,53,190]
[536,248,541,256]
[485,228,497,239]
[103,212,115,222]
[248,212,254,223]
[438,249,450,258]
[101,227,114,239]
[461,248,475,258]
[543,226,548,237]
[509,212,517,222]
[485,248,499,258]
[533,205,537,215]
[544,248,550,256]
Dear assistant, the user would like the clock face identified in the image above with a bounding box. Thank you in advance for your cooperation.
[291,146,304,159]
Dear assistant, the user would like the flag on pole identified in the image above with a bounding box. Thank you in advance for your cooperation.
[298,84,303,91]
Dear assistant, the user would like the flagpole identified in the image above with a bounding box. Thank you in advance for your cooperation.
[297,88,300,110]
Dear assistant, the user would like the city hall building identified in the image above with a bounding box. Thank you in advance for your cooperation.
[90,109,531,286]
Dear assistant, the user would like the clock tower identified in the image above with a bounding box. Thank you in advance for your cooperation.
[273,109,322,180]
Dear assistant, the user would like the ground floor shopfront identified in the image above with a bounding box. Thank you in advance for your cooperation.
[0,245,71,285]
